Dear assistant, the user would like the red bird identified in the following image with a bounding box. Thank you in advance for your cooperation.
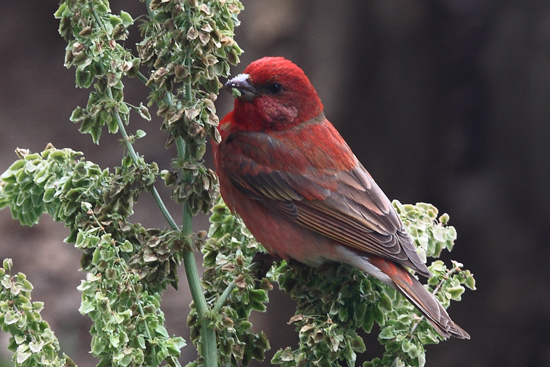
[213,57,469,339]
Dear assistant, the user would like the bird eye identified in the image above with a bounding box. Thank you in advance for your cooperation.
[268,83,282,94]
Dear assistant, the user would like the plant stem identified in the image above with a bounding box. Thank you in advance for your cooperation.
[142,1,218,364]
[138,55,220,367]
[176,119,218,367]
[89,3,180,230]
[90,1,217,365]
[213,261,262,314]
[105,85,179,230]
[137,71,149,86]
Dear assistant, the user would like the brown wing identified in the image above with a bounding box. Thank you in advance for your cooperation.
[220,126,430,277]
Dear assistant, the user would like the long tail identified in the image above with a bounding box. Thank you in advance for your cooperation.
[369,257,470,339]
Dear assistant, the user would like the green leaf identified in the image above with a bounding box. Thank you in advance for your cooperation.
[4,310,19,325]
[338,306,349,322]
[372,305,385,325]
[120,240,133,252]
[119,11,134,26]
[137,334,146,349]
[167,336,186,355]
[106,114,118,133]
[33,302,44,312]
[249,289,268,303]
[16,350,32,364]
[379,292,392,311]
[53,3,67,19]
[108,15,122,26]
[447,285,465,301]
[251,301,266,312]
[79,299,95,314]
[155,324,169,338]
[465,274,476,290]
[76,69,94,88]
[91,336,106,355]
[118,102,129,115]
[3,258,13,271]
[401,339,413,353]
[21,279,33,292]
[378,327,395,340]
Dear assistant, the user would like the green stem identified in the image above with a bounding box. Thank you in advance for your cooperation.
[137,302,158,365]
[177,134,217,366]
[212,262,262,314]
[105,85,179,230]
[89,2,214,365]
[176,11,219,361]
[89,0,105,28]
[137,71,149,86]
[144,0,155,18]
[137,3,218,363]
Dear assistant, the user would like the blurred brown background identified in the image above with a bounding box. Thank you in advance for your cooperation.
[1,1,550,366]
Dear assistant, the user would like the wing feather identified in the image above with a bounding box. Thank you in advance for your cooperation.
[220,125,430,276]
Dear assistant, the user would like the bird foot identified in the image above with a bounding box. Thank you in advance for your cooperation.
[251,252,282,279]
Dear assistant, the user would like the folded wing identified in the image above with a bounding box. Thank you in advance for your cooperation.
[220,122,430,277]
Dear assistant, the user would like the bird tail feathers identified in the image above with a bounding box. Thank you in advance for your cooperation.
[390,267,470,339]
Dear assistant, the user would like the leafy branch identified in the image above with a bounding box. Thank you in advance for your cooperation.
[2,0,243,366]
[0,258,74,367]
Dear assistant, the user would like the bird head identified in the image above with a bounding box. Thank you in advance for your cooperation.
[224,57,324,132]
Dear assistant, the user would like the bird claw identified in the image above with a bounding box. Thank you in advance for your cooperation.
[251,251,282,279]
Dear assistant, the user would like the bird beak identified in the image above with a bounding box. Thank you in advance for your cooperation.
[224,73,257,102]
